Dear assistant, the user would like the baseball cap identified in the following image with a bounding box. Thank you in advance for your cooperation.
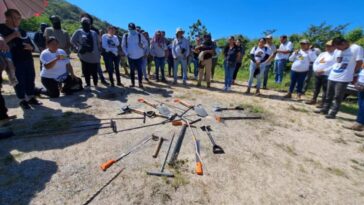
[128,23,136,30]
[300,39,309,44]
[266,35,273,39]
[175,27,184,34]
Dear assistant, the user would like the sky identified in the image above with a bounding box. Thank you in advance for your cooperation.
[67,0,364,39]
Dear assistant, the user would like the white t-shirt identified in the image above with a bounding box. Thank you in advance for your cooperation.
[289,49,317,72]
[265,43,276,65]
[275,41,293,60]
[250,46,271,64]
[313,51,335,76]
[329,44,364,82]
[102,34,120,56]
[40,49,70,80]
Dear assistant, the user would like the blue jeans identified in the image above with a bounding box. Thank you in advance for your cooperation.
[193,57,199,79]
[173,57,188,82]
[154,57,166,80]
[224,61,235,88]
[141,57,148,80]
[289,71,308,94]
[13,59,36,99]
[274,59,287,83]
[103,52,121,85]
[357,91,364,125]
[263,63,273,87]
[128,57,143,85]
[248,63,265,89]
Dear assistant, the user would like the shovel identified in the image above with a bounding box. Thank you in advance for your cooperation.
[213,106,245,112]
[200,126,224,154]
[174,99,208,117]
[137,98,172,118]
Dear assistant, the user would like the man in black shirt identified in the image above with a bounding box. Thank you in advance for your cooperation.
[0,9,41,109]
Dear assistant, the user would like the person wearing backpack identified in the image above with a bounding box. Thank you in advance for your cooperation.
[122,23,149,88]
[284,39,317,99]
[150,30,168,82]
[102,26,122,87]
[246,38,272,95]
[71,17,101,88]
[171,27,190,85]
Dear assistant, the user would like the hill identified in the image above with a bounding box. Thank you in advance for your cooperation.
[20,0,126,34]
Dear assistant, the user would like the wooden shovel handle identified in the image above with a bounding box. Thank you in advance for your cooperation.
[138,98,157,108]
[174,98,193,108]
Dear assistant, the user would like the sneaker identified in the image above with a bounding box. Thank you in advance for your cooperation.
[255,89,261,96]
[314,109,328,114]
[343,123,364,131]
[139,83,144,88]
[283,93,292,99]
[305,99,317,105]
[101,80,110,86]
[245,87,251,94]
[117,82,124,87]
[28,97,42,105]
[19,100,31,110]
[325,113,336,119]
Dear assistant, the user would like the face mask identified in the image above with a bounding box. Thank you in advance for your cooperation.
[82,22,91,32]
[129,29,137,35]
[52,22,61,30]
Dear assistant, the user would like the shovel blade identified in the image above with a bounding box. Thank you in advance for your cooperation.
[213,145,225,154]
[157,104,171,117]
[194,104,208,117]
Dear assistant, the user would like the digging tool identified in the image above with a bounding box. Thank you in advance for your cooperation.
[147,133,175,177]
[174,99,208,117]
[213,106,245,112]
[100,135,159,171]
[152,137,164,158]
[116,119,172,133]
[200,126,225,154]
[119,105,147,123]
[72,119,117,133]
[168,118,202,165]
[82,168,125,205]
[215,115,262,123]
[138,98,172,117]
[195,140,203,175]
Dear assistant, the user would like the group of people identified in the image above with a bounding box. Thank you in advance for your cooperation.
[0,8,363,133]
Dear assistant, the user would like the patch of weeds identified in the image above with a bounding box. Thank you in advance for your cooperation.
[299,164,307,173]
[275,143,298,156]
[333,138,348,145]
[326,167,348,178]
[288,105,309,113]
[171,171,189,191]
[239,103,265,114]
[170,159,188,171]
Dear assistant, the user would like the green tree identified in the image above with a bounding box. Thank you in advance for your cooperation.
[303,22,348,48]
[188,19,208,41]
[345,28,363,43]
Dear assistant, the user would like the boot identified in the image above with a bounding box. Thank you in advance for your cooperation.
[245,87,251,94]
[255,88,261,96]
[283,92,292,99]
[207,82,211,88]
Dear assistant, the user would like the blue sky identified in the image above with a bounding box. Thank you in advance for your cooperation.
[67,0,364,39]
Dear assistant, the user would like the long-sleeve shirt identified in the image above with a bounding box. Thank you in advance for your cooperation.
[289,49,317,72]
[150,40,167,58]
[171,37,190,59]
[102,34,119,56]
[121,32,148,60]
[71,29,100,64]
[313,51,335,76]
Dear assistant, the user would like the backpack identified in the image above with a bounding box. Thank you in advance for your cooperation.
[79,31,94,54]
[125,33,141,48]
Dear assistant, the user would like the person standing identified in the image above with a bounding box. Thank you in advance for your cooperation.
[303,45,322,93]
[44,16,71,56]
[102,26,122,87]
[71,17,101,88]
[246,38,271,95]
[284,39,317,99]
[141,31,151,81]
[211,40,220,81]
[122,23,148,88]
[274,35,293,83]
[232,39,245,85]
[0,9,41,109]
[316,37,364,119]
[150,30,167,82]
[263,35,277,89]
[34,23,48,53]
[172,27,190,85]
[305,40,335,107]
[192,37,202,80]
[196,34,215,88]
[223,36,241,91]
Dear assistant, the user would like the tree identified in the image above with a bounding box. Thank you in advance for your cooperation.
[262,29,277,37]
[188,19,208,41]
[345,28,363,43]
[303,22,348,48]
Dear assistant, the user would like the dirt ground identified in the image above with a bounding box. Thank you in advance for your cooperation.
[1,56,364,205]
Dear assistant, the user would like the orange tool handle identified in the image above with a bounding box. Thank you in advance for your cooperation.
[196,162,203,175]
[172,120,183,126]
[138,98,157,108]
[215,116,222,123]
[174,98,193,108]
[100,160,116,171]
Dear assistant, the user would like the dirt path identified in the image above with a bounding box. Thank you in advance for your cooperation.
[0,57,364,205]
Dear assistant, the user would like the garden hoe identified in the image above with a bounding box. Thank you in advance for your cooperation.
[100,135,159,171]
[147,133,175,177]
[200,126,224,154]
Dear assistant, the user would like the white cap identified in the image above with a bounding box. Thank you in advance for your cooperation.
[175,27,184,34]
[266,35,273,39]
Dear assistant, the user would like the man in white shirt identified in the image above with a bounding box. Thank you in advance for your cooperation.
[306,40,335,106]
[263,35,277,89]
[172,27,190,85]
[316,37,364,119]
[274,35,293,84]
[122,23,149,88]
[102,26,122,87]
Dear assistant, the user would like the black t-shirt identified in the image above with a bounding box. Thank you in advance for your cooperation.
[224,45,240,63]
[0,24,33,62]
[200,40,215,60]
